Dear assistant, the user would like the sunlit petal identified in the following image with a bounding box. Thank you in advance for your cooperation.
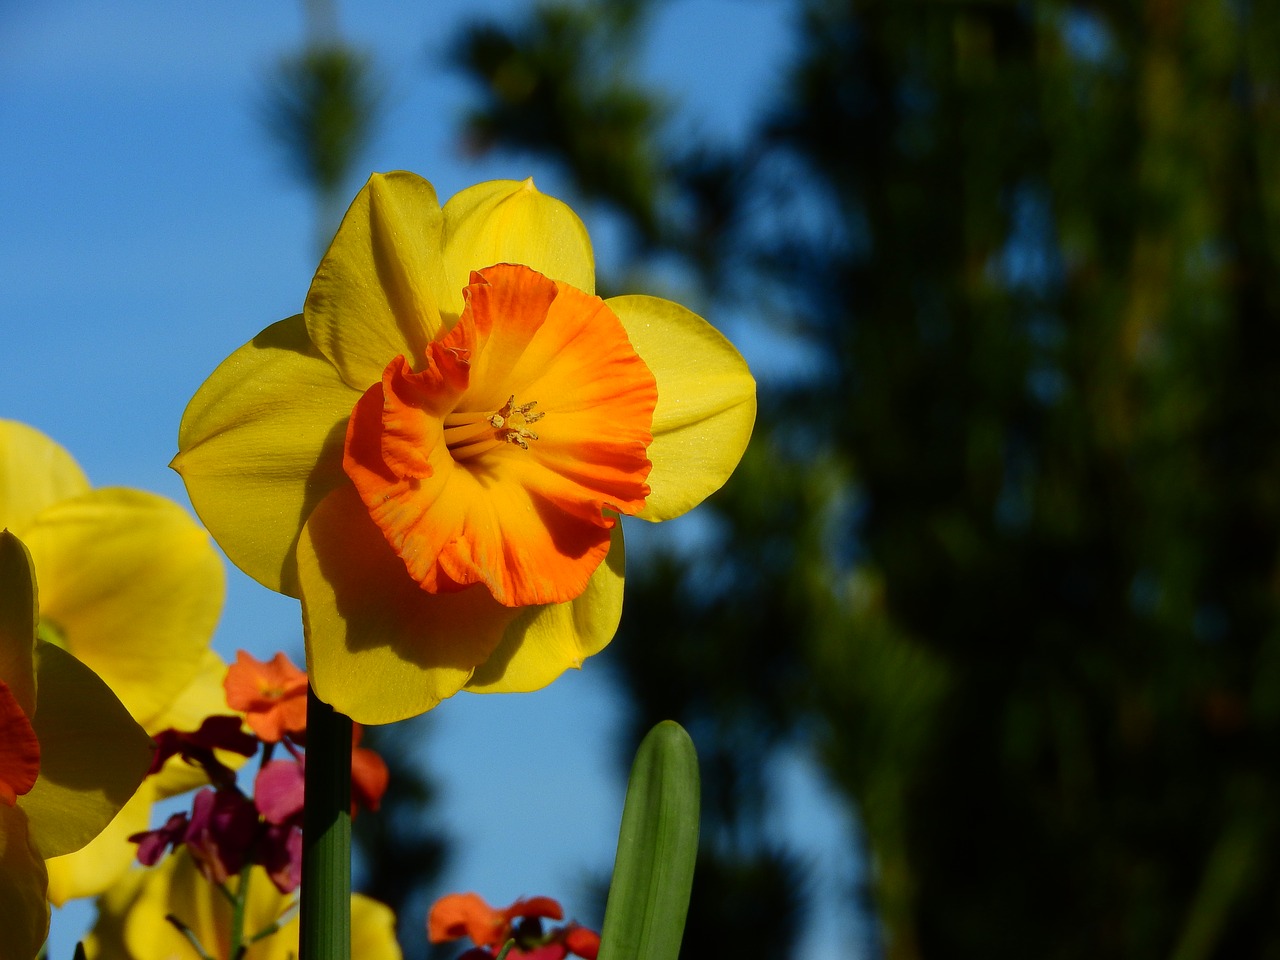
[608,295,756,520]
[20,488,224,730]
[306,171,450,388]
[0,419,90,534]
[21,641,151,859]
[145,650,240,800]
[44,779,155,906]
[439,179,595,316]
[466,524,625,692]
[298,485,518,724]
[174,315,359,597]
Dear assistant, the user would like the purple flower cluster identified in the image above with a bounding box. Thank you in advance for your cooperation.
[130,716,311,894]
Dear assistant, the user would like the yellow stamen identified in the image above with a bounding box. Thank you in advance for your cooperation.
[443,396,543,460]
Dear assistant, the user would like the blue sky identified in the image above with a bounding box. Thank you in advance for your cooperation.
[1,1,862,956]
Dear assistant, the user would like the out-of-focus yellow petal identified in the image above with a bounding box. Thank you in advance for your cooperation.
[174,316,360,598]
[45,651,234,898]
[0,803,48,960]
[147,650,239,799]
[298,485,518,724]
[0,419,90,534]
[77,857,137,957]
[466,524,625,693]
[84,852,401,960]
[21,488,224,730]
[78,855,152,957]
[240,867,301,960]
[0,531,37,718]
[21,641,151,860]
[608,295,756,521]
[351,895,404,960]
[306,171,450,387]
[87,852,227,959]
[439,179,595,316]
[45,779,155,906]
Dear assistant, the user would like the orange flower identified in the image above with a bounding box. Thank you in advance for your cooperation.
[0,680,40,807]
[350,725,389,813]
[429,892,564,949]
[429,892,599,960]
[345,263,657,608]
[223,650,308,742]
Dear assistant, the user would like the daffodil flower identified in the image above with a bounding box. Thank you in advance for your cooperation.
[0,420,227,902]
[0,531,152,960]
[83,850,402,960]
[173,172,755,724]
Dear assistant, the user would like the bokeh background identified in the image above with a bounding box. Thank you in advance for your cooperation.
[8,0,1280,958]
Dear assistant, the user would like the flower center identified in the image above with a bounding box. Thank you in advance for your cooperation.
[442,395,545,461]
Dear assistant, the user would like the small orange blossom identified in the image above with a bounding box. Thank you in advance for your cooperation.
[224,650,309,742]
[429,892,599,960]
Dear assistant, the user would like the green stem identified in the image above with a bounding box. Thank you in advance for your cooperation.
[230,865,252,960]
[300,684,352,960]
[165,914,217,960]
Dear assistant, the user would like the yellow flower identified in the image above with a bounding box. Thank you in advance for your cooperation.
[0,531,153,960]
[173,172,755,724]
[83,850,402,960]
[0,420,227,902]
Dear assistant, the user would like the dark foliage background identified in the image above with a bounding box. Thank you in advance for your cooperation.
[275,1,1280,957]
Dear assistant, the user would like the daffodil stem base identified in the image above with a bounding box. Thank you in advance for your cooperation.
[300,684,352,960]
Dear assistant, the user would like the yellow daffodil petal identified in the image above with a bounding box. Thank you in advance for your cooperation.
[0,419,90,534]
[440,179,595,315]
[0,531,37,718]
[21,641,151,860]
[46,780,154,906]
[90,852,266,959]
[85,852,402,960]
[79,857,158,958]
[20,488,224,730]
[147,650,241,799]
[298,485,519,724]
[351,895,403,960]
[608,295,757,521]
[306,171,450,388]
[466,523,625,693]
[174,316,360,597]
[0,803,48,960]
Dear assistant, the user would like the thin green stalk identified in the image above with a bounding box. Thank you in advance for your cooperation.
[230,864,253,960]
[300,684,352,960]
[165,914,217,960]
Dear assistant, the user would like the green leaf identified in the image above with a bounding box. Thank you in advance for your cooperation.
[599,720,700,960]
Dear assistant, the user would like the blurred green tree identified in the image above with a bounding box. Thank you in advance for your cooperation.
[262,0,383,253]
[450,1,1280,958]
